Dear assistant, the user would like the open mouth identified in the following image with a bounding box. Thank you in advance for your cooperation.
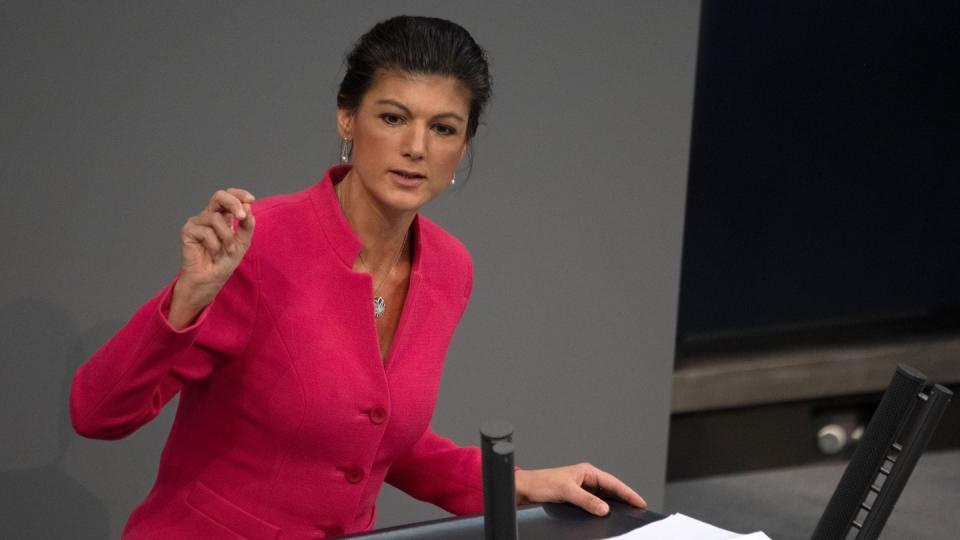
[390,169,427,180]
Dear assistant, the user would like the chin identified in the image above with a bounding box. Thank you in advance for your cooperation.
[378,187,433,214]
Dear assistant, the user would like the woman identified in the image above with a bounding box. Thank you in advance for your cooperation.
[70,15,645,538]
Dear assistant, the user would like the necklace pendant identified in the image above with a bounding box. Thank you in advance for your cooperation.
[373,296,386,319]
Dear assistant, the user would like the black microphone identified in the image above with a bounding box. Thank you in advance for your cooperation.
[481,420,517,540]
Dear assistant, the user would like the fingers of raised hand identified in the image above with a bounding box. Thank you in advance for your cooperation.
[202,188,256,243]
[207,211,238,254]
[226,187,255,204]
[182,218,222,257]
[208,189,253,220]
[237,202,255,235]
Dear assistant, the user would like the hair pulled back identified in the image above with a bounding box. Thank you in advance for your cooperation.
[338,16,491,139]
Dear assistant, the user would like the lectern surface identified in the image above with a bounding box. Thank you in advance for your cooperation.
[342,500,664,539]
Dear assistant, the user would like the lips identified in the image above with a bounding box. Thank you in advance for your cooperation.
[389,169,427,180]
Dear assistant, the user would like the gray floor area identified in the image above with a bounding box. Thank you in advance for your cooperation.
[664,449,960,539]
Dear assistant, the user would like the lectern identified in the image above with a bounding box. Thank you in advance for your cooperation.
[344,421,664,539]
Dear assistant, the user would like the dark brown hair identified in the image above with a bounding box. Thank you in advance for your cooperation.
[337,16,492,140]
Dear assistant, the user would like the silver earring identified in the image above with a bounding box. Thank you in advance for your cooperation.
[339,138,352,164]
[450,173,456,185]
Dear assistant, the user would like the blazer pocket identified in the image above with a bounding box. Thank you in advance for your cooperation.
[186,481,280,540]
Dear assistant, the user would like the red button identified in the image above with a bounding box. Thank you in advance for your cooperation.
[370,406,388,424]
[346,467,365,484]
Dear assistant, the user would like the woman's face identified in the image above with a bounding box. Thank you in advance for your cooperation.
[337,70,471,215]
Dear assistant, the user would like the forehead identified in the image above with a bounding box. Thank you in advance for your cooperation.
[361,70,471,115]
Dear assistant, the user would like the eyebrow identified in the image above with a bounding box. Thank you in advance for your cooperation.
[375,99,466,123]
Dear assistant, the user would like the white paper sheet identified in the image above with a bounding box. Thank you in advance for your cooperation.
[599,513,771,540]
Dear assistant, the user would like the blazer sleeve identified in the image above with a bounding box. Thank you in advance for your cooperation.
[69,250,260,440]
[385,427,485,515]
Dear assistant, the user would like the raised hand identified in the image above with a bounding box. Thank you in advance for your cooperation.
[168,188,256,329]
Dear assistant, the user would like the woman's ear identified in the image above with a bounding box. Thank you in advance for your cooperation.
[336,108,355,139]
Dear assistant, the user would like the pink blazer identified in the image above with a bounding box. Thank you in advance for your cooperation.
[70,165,484,539]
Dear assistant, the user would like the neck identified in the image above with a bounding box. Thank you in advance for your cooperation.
[336,169,414,269]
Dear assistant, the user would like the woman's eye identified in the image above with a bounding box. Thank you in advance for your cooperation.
[380,113,403,125]
[433,124,457,136]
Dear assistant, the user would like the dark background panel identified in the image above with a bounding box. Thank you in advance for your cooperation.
[677,1,960,342]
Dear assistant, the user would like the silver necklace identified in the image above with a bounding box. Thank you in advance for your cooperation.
[336,182,408,319]
[358,232,406,319]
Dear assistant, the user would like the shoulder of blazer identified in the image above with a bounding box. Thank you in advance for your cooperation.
[416,214,474,300]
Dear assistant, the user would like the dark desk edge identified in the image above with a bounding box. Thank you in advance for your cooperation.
[343,500,665,539]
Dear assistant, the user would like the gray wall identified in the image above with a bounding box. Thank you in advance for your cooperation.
[0,1,700,537]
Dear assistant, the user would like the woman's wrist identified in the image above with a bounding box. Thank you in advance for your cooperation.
[514,468,531,505]
[168,279,213,330]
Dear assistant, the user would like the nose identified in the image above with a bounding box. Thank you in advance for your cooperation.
[402,122,428,161]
